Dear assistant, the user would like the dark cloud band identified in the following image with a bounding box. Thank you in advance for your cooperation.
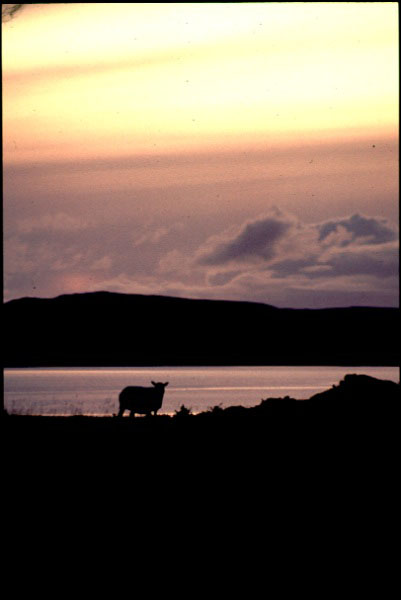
[318,213,397,246]
[197,214,293,266]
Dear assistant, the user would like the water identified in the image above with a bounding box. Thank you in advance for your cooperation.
[4,366,399,416]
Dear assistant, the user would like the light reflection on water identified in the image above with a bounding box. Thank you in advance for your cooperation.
[4,366,400,416]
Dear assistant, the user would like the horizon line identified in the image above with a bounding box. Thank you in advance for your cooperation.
[4,289,399,311]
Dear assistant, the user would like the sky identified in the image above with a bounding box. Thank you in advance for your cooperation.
[2,2,399,307]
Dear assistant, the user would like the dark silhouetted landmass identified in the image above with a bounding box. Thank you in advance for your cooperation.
[3,291,399,366]
[3,375,399,503]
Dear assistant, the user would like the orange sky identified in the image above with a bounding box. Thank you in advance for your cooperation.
[3,2,398,164]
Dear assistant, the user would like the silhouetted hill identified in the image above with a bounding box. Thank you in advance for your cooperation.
[3,291,399,366]
[307,373,399,408]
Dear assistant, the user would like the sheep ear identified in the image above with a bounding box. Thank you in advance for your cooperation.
[164,382,169,387]
[151,381,156,386]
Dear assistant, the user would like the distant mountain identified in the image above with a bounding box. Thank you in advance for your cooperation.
[3,291,399,367]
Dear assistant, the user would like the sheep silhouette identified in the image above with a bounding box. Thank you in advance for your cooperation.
[117,381,169,417]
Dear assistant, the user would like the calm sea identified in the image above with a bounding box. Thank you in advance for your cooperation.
[3,366,399,416]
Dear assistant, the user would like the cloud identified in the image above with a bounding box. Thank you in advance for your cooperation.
[269,241,398,281]
[152,210,398,306]
[4,203,399,309]
[268,213,398,280]
[201,264,399,308]
[18,213,87,234]
[90,256,114,271]
[318,242,398,279]
[197,212,294,266]
[317,213,397,246]
[269,257,317,279]
[207,270,242,286]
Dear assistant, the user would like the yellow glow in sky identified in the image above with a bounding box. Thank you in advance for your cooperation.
[2,2,398,163]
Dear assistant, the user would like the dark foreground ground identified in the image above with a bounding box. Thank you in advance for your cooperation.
[3,372,399,575]
[3,374,399,458]
[2,375,398,600]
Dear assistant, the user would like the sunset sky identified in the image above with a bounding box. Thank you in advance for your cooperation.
[3,2,399,307]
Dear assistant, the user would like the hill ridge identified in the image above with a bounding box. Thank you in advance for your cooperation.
[3,292,399,367]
